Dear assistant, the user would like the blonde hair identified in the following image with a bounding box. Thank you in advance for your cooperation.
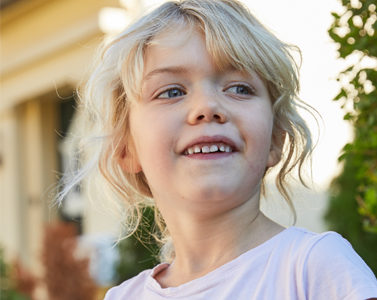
[61,0,314,262]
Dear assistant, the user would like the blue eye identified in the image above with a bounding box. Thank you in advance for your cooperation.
[225,85,254,95]
[157,88,186,99]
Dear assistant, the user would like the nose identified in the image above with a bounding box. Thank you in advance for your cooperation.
[186,90,228,125]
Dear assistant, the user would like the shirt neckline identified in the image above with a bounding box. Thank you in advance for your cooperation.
[146,226,295,297]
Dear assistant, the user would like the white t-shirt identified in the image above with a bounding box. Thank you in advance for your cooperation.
[104,227,377,299]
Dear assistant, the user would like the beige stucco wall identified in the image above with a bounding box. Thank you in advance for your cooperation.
[1,0,119,111]
[0,109,23,260]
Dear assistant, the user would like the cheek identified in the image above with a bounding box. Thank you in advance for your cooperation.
[242,112,274,166]
[129,109,176,177]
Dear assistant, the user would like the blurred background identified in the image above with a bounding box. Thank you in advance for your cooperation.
[1,0,376,299]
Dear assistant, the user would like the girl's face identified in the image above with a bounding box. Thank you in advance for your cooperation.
[125,27,280,217]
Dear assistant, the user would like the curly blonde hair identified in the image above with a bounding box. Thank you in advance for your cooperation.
[60,0,314,262]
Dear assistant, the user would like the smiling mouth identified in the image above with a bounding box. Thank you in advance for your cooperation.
[183,143,234,155]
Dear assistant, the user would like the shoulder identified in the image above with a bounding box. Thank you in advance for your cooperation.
[103,268,152,300]
[272,227,346,259]
[288,227,377,299]
[282,226,372,264]
[295,228,372,272]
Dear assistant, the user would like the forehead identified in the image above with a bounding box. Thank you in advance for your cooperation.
[143,23,240,78]
[147,23,195,48]
[143,26,213,74]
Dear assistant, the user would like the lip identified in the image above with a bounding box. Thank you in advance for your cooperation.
[181,135,238,154]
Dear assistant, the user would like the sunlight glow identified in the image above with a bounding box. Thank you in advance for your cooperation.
[98,7,129,34]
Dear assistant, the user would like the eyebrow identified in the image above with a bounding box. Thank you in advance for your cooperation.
[143,66,190,81]
[143,65,252,83]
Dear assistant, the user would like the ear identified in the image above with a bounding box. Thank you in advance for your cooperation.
[267,129,286,168]
[118,142,142,174]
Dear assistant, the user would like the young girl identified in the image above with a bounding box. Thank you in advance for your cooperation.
[68,0,377,298]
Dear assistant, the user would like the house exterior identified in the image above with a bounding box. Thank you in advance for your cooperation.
[0,0,129,278]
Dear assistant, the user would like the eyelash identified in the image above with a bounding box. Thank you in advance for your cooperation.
[156,87,186,99]
[224,84,255,96]
[155,83,255,100]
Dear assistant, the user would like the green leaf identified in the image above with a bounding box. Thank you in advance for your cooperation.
[334,88,348,101]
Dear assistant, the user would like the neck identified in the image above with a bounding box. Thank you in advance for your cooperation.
[154,196,284,287]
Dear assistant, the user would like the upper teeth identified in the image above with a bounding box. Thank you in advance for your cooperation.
[185,144,232,155]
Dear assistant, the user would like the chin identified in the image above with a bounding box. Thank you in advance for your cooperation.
[186,182,247,204]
